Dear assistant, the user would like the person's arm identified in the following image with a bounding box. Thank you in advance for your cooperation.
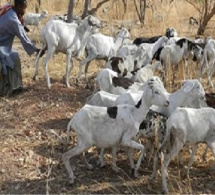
[12,19,37,55]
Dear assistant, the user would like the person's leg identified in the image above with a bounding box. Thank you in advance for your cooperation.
[0,62,10,96]
[7,52,25,96]
[8,52,22,89]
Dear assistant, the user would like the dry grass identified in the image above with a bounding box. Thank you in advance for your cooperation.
[1,0,215,194]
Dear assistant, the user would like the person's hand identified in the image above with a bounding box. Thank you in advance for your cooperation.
[24,26,30,32]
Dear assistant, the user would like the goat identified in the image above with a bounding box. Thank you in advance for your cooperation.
[23,10,48,34]
[132,27,177,45]
[200,37,215,87]
[150,79,205,117]
[99,79,205,175]
[133,61,163,83]
[160,38,199,84]
[77,28,130,88]
[96,68,143,95]
[86,90,119,107]
[63,77,169,183]
[160,107,215,194]
[189,16,198,26]
[112,36,168,74]
[33,15,101,88]
[50,14,81,24]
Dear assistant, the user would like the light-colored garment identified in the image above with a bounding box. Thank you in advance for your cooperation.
[0,8,37,74]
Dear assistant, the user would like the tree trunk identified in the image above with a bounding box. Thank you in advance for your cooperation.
[35,0,41,13]
[197,2,215,35]
[122,0,128,19]
[82,0,91,19]
[140,0,146,25]
[67,0,75,23]
[133,0,146,26]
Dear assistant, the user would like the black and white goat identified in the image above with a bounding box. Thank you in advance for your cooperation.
[132,27,177,45]
[160,38,200,84]
[64,77,169,183]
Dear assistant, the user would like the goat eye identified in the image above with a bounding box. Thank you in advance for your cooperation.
[155,91,160,94]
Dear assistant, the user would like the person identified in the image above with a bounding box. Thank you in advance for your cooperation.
[0,0,42,96]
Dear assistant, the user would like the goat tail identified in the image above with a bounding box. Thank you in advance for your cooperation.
[33,42,47,81]
[66,118,74,142]
[92,78,100,95]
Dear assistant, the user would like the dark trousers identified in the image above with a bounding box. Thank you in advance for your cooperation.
[0,52,22,96]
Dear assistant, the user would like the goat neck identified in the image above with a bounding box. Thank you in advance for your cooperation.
[111,33,127,56]
[76,17,100,58]
[133,83,169,124]
[151,36,167,57]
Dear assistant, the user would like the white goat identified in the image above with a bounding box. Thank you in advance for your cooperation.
[86,90,119,107]
[145,79,206,178]
[150,79,205,117]
[99,79,206,174]
[50,14,81,24]
[77,28,130,88]
[133,61,163,83]
[23,10,48,34]
[33,15,101,88]
[201,37,215,87]
[160,107,215,194]
[63,77,169,183]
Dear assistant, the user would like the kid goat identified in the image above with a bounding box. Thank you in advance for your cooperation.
[63,77,169,183]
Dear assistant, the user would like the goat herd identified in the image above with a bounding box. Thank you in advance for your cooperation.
[23,11,215,193]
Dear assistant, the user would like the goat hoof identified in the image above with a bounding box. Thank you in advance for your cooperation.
[132,169,140,178]
[32,76,37,81]
[162,188,169,194]
[68,177,75,184]
[112,166,120,173]
[47,84,52,89]
[87,164,93,170]
[150,173,156,180]
[85,85,90,89]
[96,160,105,168]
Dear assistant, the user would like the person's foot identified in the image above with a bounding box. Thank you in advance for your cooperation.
[8,86,29,96]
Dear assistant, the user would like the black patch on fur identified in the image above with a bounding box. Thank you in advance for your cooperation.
[109,57,124,74]
[205,93,215,108]
[112,76,134,89]
[176,38,187,48]
[107,107,118,119]
[139,120,147,130]
[133,35,162,45]
[135,99,142,108]
[153,46,163,61]
[192,54,197,62]
[122,68,128,77]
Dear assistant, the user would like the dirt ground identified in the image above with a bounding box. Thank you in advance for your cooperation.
[1,0,215,193]
[0,38,215,194]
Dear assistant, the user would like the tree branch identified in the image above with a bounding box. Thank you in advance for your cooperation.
[133,0,141,22]
[90,0,110,14]
[185,0,203,13]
